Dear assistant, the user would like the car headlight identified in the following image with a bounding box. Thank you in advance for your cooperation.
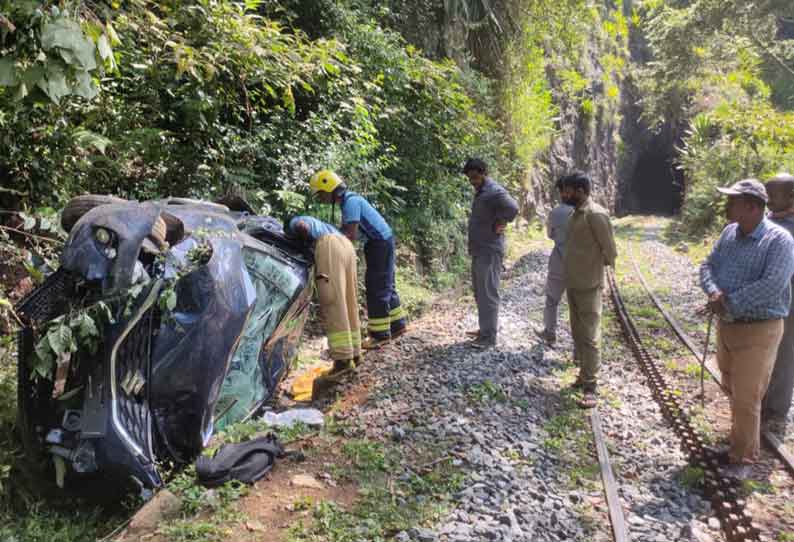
[95,228,111,245]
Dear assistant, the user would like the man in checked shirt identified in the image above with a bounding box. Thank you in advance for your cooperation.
[700,179,794,478]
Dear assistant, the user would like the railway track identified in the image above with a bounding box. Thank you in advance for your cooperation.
[626,242,794,476]
[607,267,763,542]
[588,407,630,542]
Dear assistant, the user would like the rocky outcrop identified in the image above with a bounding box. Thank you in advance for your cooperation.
[383,0,626,218]
[615,23,684,216]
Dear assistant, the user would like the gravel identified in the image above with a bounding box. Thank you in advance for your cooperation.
[332,246,730,542]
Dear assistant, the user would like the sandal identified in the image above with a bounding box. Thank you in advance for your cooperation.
[577,391,597,409]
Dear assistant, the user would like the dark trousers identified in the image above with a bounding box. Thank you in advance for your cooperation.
[364,238,405,339]
[763,309,794,421]
[471,251,502,343]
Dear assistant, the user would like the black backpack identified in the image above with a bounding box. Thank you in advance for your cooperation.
[196,434,284,488]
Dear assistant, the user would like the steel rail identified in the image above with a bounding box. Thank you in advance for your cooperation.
[608,269,762,542]
[589,408,630,542]
[626,242,794,476]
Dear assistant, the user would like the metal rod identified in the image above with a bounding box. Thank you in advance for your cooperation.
[702,314,714,408]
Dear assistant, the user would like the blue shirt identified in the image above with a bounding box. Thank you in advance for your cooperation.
[288,216,340,242]
[700,218,794,321]
[340,191,392,244]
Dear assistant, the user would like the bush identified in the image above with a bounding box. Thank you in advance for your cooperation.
[635,1,794,234]
[0,0,499,275]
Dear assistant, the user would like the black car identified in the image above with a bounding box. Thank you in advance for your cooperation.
[15,196,313,493]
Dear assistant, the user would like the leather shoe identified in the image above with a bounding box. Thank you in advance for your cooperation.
[469,339,495,350]
[533,327,556,345]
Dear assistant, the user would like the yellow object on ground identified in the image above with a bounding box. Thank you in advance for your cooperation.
[290,364,333,401]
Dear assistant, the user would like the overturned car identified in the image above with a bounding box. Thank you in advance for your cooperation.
[15,196,313,492]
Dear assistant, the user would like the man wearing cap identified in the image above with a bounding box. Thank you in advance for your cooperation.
[463,158,519,349]
[308,170,406,349]
[700,178,794,477]
[762,173,794,434]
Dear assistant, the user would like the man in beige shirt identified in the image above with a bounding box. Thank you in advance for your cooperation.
[560,172,617,408]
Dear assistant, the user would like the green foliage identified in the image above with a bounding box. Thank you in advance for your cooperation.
[637,0,794,234]
[0,0,499,279]
[0,2,116,104]
[466,380,507,405]
[163,466,246,541]
[341,439,386,475]
[679,465,705,489]
[0,507,107,542]
[289,437,463,542]
[29,301,109,381]
[501,0,628,181]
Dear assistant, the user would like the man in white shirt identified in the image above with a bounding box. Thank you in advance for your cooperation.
[535,177,574,345]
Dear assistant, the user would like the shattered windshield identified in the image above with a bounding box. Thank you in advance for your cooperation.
[214,247,303,429]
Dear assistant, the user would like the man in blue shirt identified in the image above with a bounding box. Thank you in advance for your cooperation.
[309,170,406,349]
[287,216,361,377]
[699,178,794,477]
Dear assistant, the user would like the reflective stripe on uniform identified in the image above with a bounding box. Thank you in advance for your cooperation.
[388,306,405,321]
[328,330,354,349]
[368,315,391,332]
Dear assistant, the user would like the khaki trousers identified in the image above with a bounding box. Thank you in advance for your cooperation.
[315,235,361,361]
[716,319,784,463]
[567,287,603,389]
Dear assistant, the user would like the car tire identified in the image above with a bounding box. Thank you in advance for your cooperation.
[61,194,128,232]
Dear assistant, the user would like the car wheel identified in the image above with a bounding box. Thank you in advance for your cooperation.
[61,194,128,232]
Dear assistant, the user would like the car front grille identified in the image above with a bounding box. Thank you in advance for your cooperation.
[114,306,155,462]
[14,268,72,323]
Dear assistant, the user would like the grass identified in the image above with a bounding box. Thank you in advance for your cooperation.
[660,218,719,266]
[505,219,549,264]
[159,467,247,541]
[678,465,705,489]
[287,436,465,542]
[543,366,600,490]
[740,479,776,497]
[157,415,321,540]
[395,269,436,317]
[466,380,507,405]
[688,406,716,445]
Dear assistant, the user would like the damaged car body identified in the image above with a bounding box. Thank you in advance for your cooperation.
[15,196,313,493]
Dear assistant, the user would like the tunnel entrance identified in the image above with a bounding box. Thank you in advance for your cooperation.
[624,147,684,215]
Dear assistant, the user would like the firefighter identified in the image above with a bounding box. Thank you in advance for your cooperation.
[287,215,361,376]
[309,170,407,349]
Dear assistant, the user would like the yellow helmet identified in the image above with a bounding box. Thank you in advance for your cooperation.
[309,169,343,194]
